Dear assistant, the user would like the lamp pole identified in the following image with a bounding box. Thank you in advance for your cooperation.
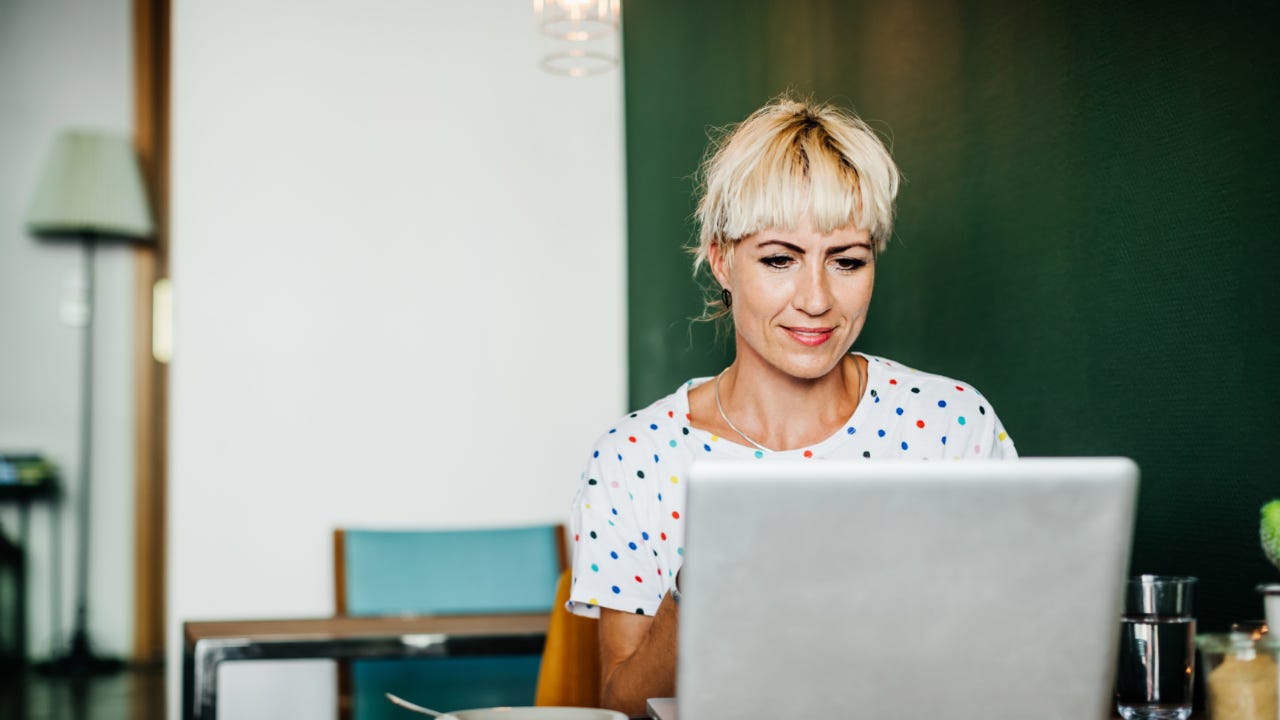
[37,236,124,676]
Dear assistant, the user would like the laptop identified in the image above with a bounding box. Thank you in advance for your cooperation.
[674,458,1138,720]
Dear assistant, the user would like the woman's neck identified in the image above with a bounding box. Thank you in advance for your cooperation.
[690,352,865,452]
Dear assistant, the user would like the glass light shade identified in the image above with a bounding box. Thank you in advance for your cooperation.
[534,0,619,41]
[27,129,154,240]
[540,49,618,77]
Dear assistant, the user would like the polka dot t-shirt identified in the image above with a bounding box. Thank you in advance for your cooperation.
[566,353,1017,619]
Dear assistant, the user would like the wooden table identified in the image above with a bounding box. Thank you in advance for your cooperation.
[182,612,549,720]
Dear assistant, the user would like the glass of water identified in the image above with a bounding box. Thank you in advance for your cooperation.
[1115,575,1198,720]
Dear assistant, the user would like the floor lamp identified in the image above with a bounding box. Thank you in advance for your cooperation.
[26,130,155,675]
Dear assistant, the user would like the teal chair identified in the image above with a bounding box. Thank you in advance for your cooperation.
[334,525,564,719]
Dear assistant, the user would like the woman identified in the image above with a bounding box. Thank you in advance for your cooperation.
[567,97,1017,716]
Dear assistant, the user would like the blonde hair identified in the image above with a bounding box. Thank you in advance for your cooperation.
[692,96,900,319]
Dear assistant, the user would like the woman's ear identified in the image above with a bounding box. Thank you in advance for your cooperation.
[708,241,731,290]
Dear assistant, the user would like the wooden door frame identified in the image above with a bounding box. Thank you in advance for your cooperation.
[131,0,170,664]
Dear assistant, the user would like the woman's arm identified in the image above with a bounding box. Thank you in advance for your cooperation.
[598,591,679,717]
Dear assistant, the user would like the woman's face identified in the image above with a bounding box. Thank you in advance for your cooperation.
[711,215,875,381]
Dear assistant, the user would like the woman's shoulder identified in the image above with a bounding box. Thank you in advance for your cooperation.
[587,378,707,451]
[859,353,1006,423]
[862,354,993,400]
[859,353,1017,457]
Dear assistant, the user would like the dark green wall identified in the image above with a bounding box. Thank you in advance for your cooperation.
[622,0,1279,631]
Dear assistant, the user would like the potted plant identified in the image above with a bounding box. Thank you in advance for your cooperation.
[1262,499,1280,632]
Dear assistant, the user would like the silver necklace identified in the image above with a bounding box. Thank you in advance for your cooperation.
[713,358,865,454]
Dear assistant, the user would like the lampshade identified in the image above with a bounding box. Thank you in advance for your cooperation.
[534,0,619,41]
[27,129,154,241]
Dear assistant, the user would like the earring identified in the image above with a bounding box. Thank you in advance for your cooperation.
[721,288,733,308]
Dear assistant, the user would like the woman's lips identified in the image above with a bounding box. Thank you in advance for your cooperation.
[783,326,834,346]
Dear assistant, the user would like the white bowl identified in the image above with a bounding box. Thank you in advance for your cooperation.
[440,708,628,720]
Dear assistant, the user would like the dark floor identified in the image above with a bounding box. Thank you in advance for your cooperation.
[0,663,164,720]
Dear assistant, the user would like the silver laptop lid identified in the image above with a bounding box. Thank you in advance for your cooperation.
[678,458,1138,720]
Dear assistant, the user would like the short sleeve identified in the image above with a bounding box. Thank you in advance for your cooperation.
[566,433,667,618]
[967,396,1018,459]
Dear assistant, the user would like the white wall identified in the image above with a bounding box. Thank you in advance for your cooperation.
[0,0,136,661]
[167,2,626,718]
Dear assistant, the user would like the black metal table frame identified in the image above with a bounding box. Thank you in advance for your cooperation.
[182,623,546,720]
[0,479,58,665]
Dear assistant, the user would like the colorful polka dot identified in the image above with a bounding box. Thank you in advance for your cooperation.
[803,450,813,458]
[901,441,909,451]
[916,420,925,429]
[938,400,947,408]
[878,429,886,437]
[591,563,599,572]
[611,586,621,594]
[754,450,764,458]
[958,416,966,426]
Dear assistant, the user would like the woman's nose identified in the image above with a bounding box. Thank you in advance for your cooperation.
[793,265,834,316]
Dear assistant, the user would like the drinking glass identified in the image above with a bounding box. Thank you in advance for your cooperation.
[1115,575,1197,720]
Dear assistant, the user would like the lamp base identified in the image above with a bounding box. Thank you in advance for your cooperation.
[33,629,125,677]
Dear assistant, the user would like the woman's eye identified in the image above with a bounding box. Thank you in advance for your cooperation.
[832,257,868,272]
[761,254,795,270]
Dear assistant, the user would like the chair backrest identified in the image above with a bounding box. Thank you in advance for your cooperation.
[336,525,564,616]
[534,569,601,707]
[333,524,565,719]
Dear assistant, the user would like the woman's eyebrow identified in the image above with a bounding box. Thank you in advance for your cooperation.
[756,239,805,253]
[826,242,872,254]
